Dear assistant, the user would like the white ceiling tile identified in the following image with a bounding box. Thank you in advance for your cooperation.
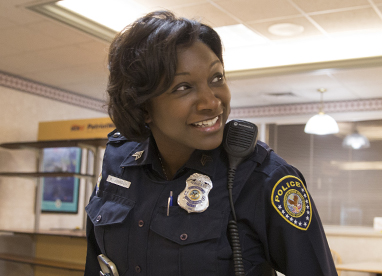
[139,0,208,9]
[346,84,382,98]
[291,0,370,13]
[227,70,360,107]
[215,0,301,22]
[0,42,23,58]
[0,45,104,75]
[23,63,108,88]
[21,67,108,100]
[0,52,59,75]
[0,26,64,52]
[0,16,17,29]
[0,4,43,25]
[171,3,238,27]
[230,94,265,107]
[330,66,382,88]
[61,81,108,100]
[76,41,110,65]
[310,7,382,33]
[40,45,107,67]
[26,20,95,45]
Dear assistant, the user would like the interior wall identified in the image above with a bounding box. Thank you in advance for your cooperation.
[0,86,106,230]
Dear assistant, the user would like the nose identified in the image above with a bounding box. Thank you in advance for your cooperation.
[195,86,221,112]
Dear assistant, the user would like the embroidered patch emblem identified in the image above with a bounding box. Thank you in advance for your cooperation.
[178,173,213,213]
[271,175,312,230]
[132,150,144,160]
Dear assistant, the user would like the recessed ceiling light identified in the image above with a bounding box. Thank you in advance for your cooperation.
[268,23,304,36]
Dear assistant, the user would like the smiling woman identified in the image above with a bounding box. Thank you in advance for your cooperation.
[145,41,231,178]
[84,10,337,276]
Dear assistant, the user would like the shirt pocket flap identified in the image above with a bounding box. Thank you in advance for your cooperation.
[150,206,225,245]
[85,196,135,226]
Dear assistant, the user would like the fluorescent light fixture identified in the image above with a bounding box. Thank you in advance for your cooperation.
[57,0,147,32]
[304,88,339,135]
[342,132,370,149]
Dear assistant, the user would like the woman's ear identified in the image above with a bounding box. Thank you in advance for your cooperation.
[143,104,152,124]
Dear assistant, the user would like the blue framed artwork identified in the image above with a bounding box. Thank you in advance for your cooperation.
[41,147,82,213]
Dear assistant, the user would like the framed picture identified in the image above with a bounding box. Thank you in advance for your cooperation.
[41,147,82,213]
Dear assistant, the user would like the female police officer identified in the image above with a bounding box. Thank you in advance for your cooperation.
[84,10,337,276]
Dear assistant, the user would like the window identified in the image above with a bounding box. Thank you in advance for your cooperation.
[270,120,382,226]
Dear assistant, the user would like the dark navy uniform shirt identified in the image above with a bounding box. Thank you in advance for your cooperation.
[84,130,337,276]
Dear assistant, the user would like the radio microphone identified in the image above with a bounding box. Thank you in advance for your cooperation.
[223,120,258,276]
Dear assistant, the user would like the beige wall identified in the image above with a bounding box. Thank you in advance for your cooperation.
[0,86,106,230]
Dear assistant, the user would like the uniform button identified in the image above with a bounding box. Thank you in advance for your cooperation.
[138,220,144,227]
[96,215,102,222]
[113,132,120,138]
[135,266,141,273]
[180,233,188,241]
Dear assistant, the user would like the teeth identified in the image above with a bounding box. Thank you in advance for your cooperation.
[193,116,219,127]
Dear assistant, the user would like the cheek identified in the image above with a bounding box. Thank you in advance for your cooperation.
[149,102,187,126]
[220,87,231,105]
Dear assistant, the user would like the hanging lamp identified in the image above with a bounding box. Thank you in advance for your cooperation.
[342,123,370,149]
[304,88,339,135]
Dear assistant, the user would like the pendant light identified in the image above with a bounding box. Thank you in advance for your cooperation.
[342,124,370,149]
[304,88,339,135]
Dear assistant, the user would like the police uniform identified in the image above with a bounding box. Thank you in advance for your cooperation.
[84,130,337,276]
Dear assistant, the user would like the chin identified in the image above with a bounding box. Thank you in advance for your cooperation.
[196,135,224,151]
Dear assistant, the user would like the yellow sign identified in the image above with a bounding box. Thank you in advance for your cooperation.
[38,117,115,141]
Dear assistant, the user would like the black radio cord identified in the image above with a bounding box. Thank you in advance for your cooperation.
[227,167,245,276]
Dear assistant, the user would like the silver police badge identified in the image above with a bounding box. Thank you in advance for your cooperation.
[178,173,213,213]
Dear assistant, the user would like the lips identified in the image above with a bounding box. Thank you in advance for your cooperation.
[192,116,219,127]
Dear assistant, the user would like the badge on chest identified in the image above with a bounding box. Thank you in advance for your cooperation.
[178,173,213,213]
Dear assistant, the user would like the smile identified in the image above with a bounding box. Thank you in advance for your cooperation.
[192,116,219,127]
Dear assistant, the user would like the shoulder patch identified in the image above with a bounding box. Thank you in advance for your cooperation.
[271,175,312,230]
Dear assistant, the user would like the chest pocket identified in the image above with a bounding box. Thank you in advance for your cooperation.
[86,194,135,276]
[149,206,227,276]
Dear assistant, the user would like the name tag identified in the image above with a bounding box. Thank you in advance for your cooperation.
[106,175,131,189]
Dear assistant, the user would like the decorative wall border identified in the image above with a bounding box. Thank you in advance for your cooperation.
[1,70,382,118]
[231,98,382,118]
[0,71,106,113]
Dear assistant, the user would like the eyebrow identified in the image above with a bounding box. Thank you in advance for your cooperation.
[174,59,222,76]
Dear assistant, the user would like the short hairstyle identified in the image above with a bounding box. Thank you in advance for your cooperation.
[107,10,224,142]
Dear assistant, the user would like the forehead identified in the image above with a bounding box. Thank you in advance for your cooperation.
[176,41,221,72]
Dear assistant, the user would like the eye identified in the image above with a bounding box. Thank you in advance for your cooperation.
[176,85,189,91]
[211,73,224,83]
[172,83,192,93]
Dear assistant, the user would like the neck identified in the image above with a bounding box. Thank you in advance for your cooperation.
[157,146,194,180]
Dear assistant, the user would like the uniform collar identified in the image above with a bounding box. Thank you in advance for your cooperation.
[120,136,219,178]
[251,140,273,166]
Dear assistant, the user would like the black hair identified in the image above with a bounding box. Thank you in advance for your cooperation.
[107,10,223,141]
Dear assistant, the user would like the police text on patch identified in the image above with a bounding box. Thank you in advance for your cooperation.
[271,175,312,230]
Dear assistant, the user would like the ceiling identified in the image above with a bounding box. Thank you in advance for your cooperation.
[1,0,382,117]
